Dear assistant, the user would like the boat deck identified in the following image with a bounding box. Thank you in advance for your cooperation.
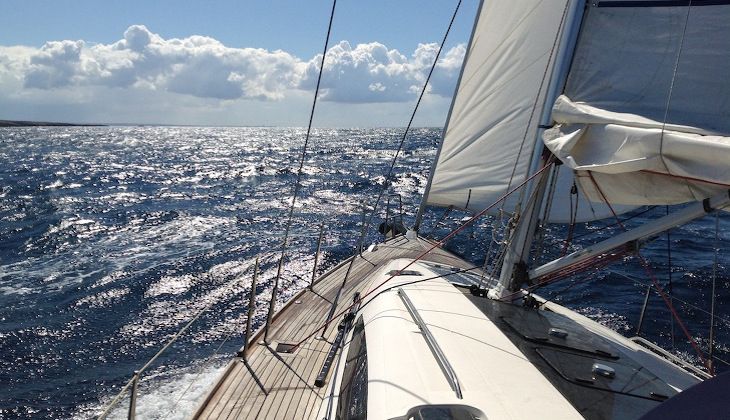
[193,235,474,420]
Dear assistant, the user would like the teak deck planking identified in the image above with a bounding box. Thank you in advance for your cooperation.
[193,236,473,419]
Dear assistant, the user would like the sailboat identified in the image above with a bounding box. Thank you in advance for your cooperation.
[99,0,730,418]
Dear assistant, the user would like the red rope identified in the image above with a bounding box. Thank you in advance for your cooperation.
[499,243,632,302]
[635,253,711,372]
[287,163,555,351]
[587,172,710,371]
[640,169,730,189]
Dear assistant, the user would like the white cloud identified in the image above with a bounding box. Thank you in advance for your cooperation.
[300,40,464,103]
[0,25,465,124]
[8,25,304,100]
[24,40,85,89]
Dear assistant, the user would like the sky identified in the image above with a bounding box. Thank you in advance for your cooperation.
[0,0,480,127]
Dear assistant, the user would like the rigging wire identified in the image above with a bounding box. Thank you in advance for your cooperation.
[163,318,244,419]
[265,0,337,340]
[363,0,462,237]
[289,162,555,351]
[607,272,730,330]
[586,171,710,371]
[532,163,560,265]
[606,271,730,368]
[708,211,719,374]
[561,181,579,256]
[500,0,572,215]
[657,0,695,197]
[569,206,657,242]
[314,0,464,338]
[667,205,675,349]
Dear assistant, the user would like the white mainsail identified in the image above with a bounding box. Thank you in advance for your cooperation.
[422,1,730,225]
[545,2,730,207]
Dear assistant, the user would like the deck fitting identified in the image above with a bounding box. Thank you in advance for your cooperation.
[275,342,298,353]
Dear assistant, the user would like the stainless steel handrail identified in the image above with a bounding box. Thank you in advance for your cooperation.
[629,336,711,380]
[397,288,463,399]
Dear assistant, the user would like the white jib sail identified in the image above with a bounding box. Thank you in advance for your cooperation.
[423,0,572,215]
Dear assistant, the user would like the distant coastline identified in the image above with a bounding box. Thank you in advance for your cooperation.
[0,119,105,127]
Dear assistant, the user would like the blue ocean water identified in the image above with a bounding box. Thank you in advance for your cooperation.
[0,126,727,419]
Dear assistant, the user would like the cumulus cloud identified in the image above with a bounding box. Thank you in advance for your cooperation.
[0,25,464,104]
[300,41,464,103]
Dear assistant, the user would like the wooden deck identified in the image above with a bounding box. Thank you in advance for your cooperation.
[193,235,474,419]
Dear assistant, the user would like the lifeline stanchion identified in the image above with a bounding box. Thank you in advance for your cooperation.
[321,207,368,338]
[127,371,139,420]
[263,258,281,344]
[636,284,652,335]
[238,257,259,358]
[311,224,324,290]
[264,0,337,345]
[357,205,368,257]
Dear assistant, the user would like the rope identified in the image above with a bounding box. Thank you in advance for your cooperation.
[586,171,710,370]
[667,205,675,349]
[640,169,730,189]
[708,212,719,374]
[499,243,633,302]
[657,1,695,198]
[289,162,554,351]
[532,164,560,264]
[163,319,244,419]
[266,0,337,338]
[501,0,571,214]
[97,278,240,419]
[569,206,657,242]
[363,0,462,237]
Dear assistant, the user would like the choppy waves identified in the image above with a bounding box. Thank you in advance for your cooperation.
[0,126,727,419]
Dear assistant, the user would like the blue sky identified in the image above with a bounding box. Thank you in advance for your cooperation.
[0,0,479,126]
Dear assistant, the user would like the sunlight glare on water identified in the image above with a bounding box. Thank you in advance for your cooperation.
[0,126,727,418]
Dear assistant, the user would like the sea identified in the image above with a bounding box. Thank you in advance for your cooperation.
[1,126,728,419]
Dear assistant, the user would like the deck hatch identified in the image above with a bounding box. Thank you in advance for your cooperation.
[536,347,679,401]
[500,312,619,359]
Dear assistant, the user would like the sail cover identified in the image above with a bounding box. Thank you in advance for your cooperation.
[545,1,730,206]
[423,0,572,214]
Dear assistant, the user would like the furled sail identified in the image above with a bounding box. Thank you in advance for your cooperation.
[422,0,572,215]
[544,1,730,207]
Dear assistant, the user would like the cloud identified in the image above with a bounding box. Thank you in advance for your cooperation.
[300,40,464,103]
[7,25,303,100]
[0,25,464,108]
[24,40,85,89]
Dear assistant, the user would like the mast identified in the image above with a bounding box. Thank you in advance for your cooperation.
[493,0,586,297]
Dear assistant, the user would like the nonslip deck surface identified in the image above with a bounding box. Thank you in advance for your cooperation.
[193,236,474,420]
